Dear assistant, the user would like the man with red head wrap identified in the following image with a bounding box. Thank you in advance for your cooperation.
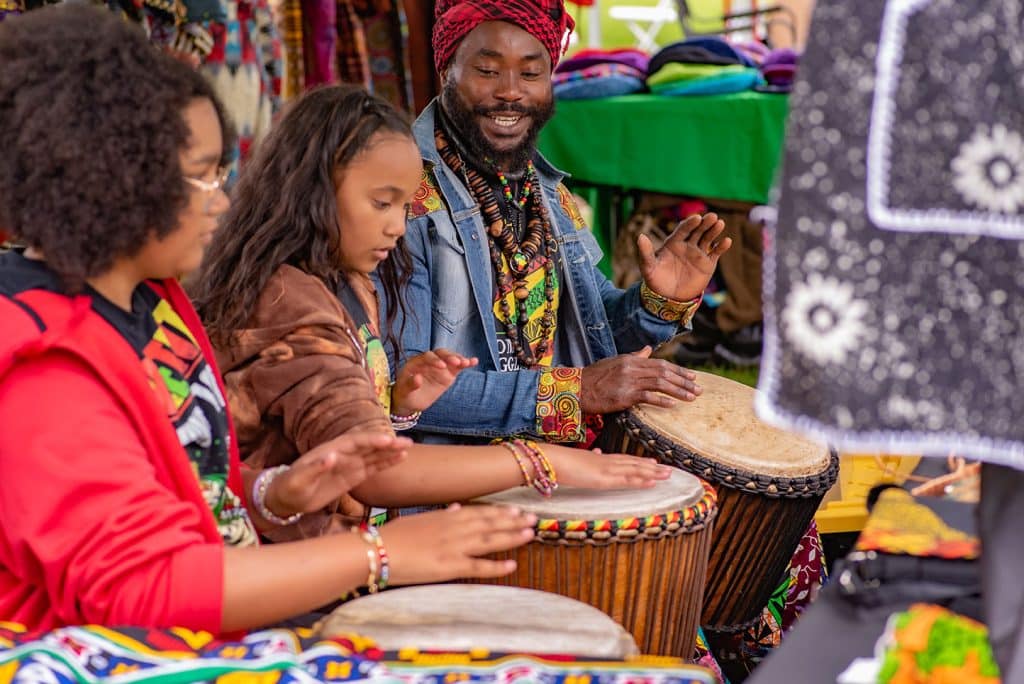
[387,0,731,447]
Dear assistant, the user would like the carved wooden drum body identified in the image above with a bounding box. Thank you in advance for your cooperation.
[472,468,717,656]
[602,371,838,629]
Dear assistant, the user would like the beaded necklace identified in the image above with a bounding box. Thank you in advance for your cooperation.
[496,160,534,211]
[435,126,558,368]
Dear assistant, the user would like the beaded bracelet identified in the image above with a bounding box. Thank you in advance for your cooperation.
[389,409,422,432]
[514,439,558,497]
[360,523,390,592]
[521,439,558,492]
[363,545,379,593]
[252,465,303,526]
[499,441,534,488]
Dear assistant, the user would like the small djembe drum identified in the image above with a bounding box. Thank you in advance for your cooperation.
[471,468,717,656]
[317,585,639,658]
[601,370,839,630]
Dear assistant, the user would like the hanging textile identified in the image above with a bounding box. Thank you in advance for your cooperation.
[758,0,1024,466]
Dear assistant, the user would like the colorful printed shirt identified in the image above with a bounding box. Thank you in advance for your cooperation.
[0,252,258,548]
[491,248,560,372]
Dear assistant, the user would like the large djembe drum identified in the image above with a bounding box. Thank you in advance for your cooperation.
[317,585,639,658]
[601,370,839,629]
[471,468,717,656]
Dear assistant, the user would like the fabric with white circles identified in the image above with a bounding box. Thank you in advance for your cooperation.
[757,0,1024,468]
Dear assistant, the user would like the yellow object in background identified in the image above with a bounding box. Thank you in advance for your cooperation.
[815,454,921,535]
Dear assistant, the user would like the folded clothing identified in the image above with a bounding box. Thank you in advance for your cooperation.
[647,62,761,95]
[555,61,646,85]
[648,36,758,76]
[650,69,761,96]
[554,63,646,99]
[556,47,650,74]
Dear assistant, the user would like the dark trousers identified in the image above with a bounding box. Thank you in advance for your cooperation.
[980,462,1024,679]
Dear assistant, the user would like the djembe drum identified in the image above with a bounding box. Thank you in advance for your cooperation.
[600,370,839,629]
[471,468,717,656]
[317,585,639,658]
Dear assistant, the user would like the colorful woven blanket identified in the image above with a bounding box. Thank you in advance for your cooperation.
[0,622,717,684]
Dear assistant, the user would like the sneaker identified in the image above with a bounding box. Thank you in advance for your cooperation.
[713,322,762,367]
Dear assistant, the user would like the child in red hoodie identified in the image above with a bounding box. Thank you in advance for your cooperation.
[0,3,536,635]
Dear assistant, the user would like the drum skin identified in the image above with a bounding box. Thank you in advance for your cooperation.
[317,585,640,658]
[600,371,839,629]
[471,469,718,657]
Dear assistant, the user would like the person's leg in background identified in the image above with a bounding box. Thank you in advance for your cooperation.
[979,462,1024,680]
[675,200,764,367]
[712,203,764,366]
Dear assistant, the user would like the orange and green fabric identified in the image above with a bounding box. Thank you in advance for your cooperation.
[878,604,999,684]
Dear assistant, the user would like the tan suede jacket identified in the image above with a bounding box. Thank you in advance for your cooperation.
[214,265,391,542]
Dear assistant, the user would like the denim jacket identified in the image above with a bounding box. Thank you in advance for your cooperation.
[384,101,685,442]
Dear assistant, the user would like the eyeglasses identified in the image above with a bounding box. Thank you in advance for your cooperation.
[183,166,231,193]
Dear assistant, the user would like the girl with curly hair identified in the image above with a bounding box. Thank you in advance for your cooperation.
[0,3,541,634]
[191,84,672,542]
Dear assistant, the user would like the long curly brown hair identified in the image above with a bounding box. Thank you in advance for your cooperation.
[192,85,415,354]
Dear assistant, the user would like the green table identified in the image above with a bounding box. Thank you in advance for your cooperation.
[538,92,789,274]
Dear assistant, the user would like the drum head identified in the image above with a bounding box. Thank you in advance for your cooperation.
[317,585,638,658]
[474,467,705,520]
[631,370,831,478]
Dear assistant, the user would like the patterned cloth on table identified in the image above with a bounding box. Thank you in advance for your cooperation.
[0,622,719,684]
[201,0,282,163]
[705,521,827,683]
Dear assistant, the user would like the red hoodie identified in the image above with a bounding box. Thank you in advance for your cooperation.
[0,279,243,633]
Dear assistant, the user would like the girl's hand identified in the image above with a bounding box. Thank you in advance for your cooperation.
[381,504,535,584]
[544,444,673,490]
[391,349,478,415]
[266,433,411,518]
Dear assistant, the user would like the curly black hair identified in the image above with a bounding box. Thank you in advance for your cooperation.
[0,3,236,290]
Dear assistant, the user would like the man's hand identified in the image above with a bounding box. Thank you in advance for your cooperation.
[639,213,731,301]
[579,346,702,414]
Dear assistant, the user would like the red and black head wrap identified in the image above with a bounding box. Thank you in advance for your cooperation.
[432,0,576,74]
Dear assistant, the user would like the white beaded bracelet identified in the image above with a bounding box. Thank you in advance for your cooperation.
[389,409,422,431]
[252,465,303,526]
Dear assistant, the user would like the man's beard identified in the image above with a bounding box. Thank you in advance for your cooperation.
[440,79,555,173]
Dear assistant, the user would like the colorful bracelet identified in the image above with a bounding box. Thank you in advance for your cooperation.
[500,441,534,488]
[389,409,422,431]
[364,546,379,593]
[252,465,303,526]
[360,523,390,592]
[524,439,558,490]
[639,281,702,326]
[515,439,558,497]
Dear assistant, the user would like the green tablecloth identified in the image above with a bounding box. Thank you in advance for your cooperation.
[538,92,789,204]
